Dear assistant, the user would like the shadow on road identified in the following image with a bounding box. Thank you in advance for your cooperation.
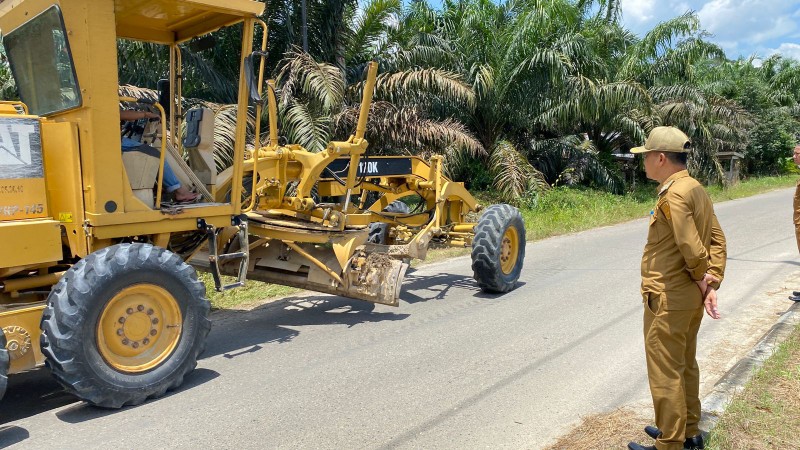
[0,368,73,425]
[0,366,219,426]
[54,368,220,424]
[0,425,29,448]
[727,257,800,266]
[401,272,525,303]
[0,269,488,427]
[202,295,409,359]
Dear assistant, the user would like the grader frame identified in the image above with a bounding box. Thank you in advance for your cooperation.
[0,0,525,408]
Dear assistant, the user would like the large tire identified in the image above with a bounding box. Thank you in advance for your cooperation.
[471,204,526,293]
[368,200,411,244]
[40,243,211,408]
[0,329,8,401]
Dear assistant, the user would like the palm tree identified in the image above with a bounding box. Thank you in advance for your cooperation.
[695,55,799,175]
[270,0,483,160]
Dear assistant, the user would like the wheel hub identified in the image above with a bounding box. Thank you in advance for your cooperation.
[500,227,519,275]
[97,284,182,373]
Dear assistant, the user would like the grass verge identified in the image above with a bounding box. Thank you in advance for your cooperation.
[200,272,299,310]
[206,175,796,309]
[508,175,795,241]
[705,322,800,450]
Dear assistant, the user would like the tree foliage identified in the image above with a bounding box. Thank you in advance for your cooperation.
[1,0,798,200]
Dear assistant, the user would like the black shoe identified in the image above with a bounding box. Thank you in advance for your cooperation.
[684,434,704,450]
[790,295,800,302]
[627,443,656,450]
[793,291,800,297]
[642,426,705,449]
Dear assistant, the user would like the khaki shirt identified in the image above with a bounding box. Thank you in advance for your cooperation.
[641,170,727,310]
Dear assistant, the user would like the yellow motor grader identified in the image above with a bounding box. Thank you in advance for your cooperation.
[0,0,525,408]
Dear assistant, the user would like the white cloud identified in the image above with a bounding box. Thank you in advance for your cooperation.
[768,43,800,60]
[698,0,798,44]
[621,0,657,23]
[619,0,800,58]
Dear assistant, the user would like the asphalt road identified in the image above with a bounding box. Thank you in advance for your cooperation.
[2,188,799,449]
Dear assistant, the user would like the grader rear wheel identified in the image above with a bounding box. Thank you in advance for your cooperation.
[40,243,211,408]
[368,200,411,244]
[471,204,526,293]
[0,329,8,401]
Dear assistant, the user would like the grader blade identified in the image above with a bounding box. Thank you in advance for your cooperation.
[343,253,408,306]
[228,239,409,306]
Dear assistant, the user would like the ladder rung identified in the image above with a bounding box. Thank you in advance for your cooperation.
[220,282,245,291]
[218,252,246,261]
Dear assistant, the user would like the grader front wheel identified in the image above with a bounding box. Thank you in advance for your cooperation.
[40,243,211,408]
[0,329,8,401]
[471,204,526,293]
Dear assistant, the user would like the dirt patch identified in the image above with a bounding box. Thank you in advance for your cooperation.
[543,407,654,449]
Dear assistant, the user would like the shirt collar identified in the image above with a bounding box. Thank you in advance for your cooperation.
[656,169,689,195]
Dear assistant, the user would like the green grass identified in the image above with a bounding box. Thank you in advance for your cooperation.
[205,175,796,309]
[706,175,796,201]
[504,174,796,241]
[200,272,299,310]
[705,323,800,450]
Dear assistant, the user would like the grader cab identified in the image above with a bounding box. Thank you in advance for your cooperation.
[0,0,525,408]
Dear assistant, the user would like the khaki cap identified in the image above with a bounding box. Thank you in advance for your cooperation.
[631,126,691,153]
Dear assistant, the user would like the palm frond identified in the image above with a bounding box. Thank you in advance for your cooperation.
[371,68,476,111]
[277,50,345,112]
[489,140,548,203]
[333,101,484,156]
[281,98,332,153]
[346,0,401,64]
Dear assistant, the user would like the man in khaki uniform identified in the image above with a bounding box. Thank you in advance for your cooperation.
[627,127,727,450]
[790,145,800,302]
[793,145,800,252]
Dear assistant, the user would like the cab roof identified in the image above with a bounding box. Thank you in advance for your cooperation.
[114,0,264,44]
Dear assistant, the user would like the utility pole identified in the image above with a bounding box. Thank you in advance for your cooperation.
[301,0,308,52]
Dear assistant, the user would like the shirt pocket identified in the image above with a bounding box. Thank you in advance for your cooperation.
[647,199,671,243]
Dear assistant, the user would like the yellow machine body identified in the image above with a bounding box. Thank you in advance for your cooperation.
[0,0,264,378]
[0,0,520,407]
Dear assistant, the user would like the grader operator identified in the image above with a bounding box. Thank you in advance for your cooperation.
[0,0,526,408]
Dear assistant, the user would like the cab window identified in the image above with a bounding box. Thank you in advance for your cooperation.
[4,5,81,116]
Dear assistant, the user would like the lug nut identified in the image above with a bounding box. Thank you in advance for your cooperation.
[126,308,134,314]
[122,338,130,345]
[147,308,154,315]
[143,338,150,345]
[116,329,124,336]
[118,317,126,324]
[150,329,157,336]
[132,342,139,349]
[152,318,159,325]
[137,305,144,312]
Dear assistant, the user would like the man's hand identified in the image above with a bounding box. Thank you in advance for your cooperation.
[704,287,720,319]
[695,273,719,297]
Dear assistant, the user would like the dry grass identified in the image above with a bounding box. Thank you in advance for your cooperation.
[706,325,800,450]
[545,324,800,450]
[544,407,653,449]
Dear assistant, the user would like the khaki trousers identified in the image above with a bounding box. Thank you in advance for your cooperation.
[794,180,800,252]
[644,294,704,450]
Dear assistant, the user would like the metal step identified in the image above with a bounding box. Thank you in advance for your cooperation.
[198,215,249,292]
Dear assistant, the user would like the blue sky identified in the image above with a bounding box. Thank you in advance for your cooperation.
[421,0,800,61]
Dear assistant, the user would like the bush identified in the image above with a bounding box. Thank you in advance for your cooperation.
[745,109,800,175]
